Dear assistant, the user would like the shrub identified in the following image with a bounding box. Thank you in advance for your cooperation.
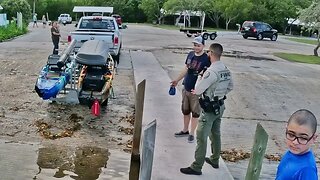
[1,0,32,24]
[0,23,28,42]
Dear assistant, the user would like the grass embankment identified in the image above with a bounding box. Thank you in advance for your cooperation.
[274,52,320,64]
[0,24,28,42]
[284,37,319,45]
[276,37,320,64]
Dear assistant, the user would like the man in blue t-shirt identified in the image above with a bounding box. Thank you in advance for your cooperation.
[171,36,210,143]
[276,109,318,180]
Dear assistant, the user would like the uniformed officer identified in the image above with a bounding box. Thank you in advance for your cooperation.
[180,43,233,175]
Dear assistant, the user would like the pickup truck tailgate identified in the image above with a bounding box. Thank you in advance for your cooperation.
[71,31,114,44]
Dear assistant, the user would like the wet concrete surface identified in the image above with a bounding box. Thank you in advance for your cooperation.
[0,139,39,180]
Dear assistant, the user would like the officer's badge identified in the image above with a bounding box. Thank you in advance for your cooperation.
[203,71,210,79]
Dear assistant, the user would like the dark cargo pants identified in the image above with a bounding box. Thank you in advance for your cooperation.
[190,105,225,172]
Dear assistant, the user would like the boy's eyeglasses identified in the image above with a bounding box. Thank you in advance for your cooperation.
[285,130,314,145]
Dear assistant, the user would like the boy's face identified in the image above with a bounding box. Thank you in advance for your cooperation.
[286,121,316,155]
[193,43,204,53]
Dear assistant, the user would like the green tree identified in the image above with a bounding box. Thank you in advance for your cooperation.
[78,0,146,23]
[139,0,166,24]
[299,1,320,56]
[202,0,222,28]
[1,0,32,24]
[244,0,312,33]
[23,0,146,23]
[163,0,206,27]
[216,0,252,30]
[283,0,312,34]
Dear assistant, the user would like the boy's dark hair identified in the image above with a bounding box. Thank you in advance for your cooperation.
[288,109,317,134]
[209,43,223,57]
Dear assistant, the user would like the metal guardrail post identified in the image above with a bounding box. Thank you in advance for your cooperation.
[245,123,269,180]
[129,79,146,180]
[140,120,157,180]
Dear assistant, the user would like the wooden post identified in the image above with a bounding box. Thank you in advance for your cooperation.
[245,123,269,180]
[140,120,157,180]
[129,79,146,180]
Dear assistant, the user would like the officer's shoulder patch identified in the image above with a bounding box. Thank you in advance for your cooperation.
[203,71,210,79]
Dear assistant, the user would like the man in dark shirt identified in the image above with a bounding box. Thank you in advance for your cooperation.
[51,21,60,54]
[171,36,210,143]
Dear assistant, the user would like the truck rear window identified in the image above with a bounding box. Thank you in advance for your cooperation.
[79,19,115,30]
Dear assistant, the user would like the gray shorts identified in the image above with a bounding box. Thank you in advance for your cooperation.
[181,89,200,118]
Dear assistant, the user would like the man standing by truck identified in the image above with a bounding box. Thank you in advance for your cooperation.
[51,22,61,55]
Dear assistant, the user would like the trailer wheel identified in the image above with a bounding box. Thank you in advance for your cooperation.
[210,33,217,40]
[202,33,209,40]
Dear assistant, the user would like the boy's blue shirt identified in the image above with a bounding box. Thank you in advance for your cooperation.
[276,150,318,180]
[183,51,210,92]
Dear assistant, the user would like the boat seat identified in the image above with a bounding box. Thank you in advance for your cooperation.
[82,66,110,92]
[47,54,61,71]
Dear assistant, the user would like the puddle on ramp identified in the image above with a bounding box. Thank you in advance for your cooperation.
[35,146,110,180]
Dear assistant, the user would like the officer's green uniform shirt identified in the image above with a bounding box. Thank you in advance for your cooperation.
[194,61,233,100]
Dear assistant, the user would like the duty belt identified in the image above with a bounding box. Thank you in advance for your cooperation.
[217,99,224,106]
[213,96,226,106]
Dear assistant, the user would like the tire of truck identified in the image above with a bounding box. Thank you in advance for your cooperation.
[202,33,209,40]
[257,33,263,40]
[113,54,120,65]
[113,43,122,65]
[210,33,217,40]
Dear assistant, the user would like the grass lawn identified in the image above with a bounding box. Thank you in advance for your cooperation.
[284,37,319,45]
[274,52,320,64]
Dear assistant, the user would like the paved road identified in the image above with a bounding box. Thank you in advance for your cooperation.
[122,24,320,179]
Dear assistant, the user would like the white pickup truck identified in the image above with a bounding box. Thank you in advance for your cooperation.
[70,16,122,63]
[58,14,72,24]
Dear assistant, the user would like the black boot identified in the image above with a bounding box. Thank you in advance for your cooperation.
[205,157,219,169]
[180,167,202,175]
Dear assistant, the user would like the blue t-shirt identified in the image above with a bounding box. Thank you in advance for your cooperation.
[276,150,318,180]
[183,51,210,92]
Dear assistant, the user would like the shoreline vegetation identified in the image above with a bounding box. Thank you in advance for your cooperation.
[0,23,28,42]
[274,52,320,64]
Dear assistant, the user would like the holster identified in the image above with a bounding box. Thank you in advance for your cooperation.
[199,96,221,115]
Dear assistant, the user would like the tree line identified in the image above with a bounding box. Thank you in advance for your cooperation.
[0,0,317,34]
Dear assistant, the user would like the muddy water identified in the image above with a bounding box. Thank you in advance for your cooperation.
[0,139,130,180]
[35,146,109,179]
